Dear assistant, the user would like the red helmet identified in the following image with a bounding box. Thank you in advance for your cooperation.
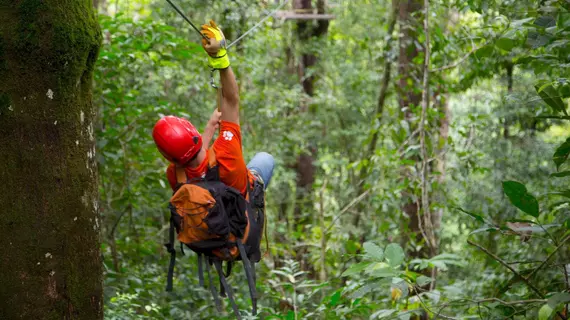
[152,116,203,165]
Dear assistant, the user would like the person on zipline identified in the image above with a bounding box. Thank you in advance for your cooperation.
[152,20,274,195]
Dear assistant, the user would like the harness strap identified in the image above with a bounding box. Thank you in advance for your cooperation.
[165,219,176,292]
[251,260,256,284]
[225,260,233,278]
[214,259,241,320]
[205,257,222,311]
[197,253,204,287]
[238,239,258,316]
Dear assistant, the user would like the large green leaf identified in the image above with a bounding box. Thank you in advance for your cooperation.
[547,292,570,308]
[550,171,570,177]
[385,243,405,268]
[495,38,515,51]
[363,242,384,261]
[534,16,556,28]
[502,181,540,217]
[538,304,553,320]
[535,81,567,115]
[341,261,372,277]
[553,137,570,170]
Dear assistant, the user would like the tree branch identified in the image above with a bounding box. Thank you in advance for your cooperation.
[430,45,481,72]
[467,239,544,298]
[526,233,570,280]
[326,189,371,234]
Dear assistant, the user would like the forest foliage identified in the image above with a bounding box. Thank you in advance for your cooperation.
[94,0,570,319]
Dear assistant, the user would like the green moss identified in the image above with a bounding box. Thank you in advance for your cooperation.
[0,38,6,78]
[15,0,46,52]
[0,1,103,319]
[0,93,10,115]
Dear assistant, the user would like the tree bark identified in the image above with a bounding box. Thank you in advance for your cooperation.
[292,0,329,274]
[397,0,428,259]
[0,1,102,319]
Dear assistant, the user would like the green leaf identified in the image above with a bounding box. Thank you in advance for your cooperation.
[548,190,570,198]
[535,81,567,115]
[553,137,570,170]
[527,31,552,48]
[363,242,384,261]
[469,226,499,235]
[495,38,515,51]
[370,309,397,319]
[538,304,553,320]
[416,275,433,286]
[366,264,398,278]
[511,17,534,28]
[474,45,494,59]
[455,207,485,223]
[329,290,342,307]
[349,284,374,299]
[547,293,570,308]
[502,181,540,217]
[534,16,556,28]
[385,243,405,268]
[342,261,372,277]
[550,171,570,177]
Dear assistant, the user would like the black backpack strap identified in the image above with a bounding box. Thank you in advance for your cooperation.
[214,259,241,320]
[197,253,204,287]
[165,218,176,292]
[205,257,222,312]
[237,239,258,316]
[225,260,233,278]
[218,260,232,297]
[251,260,256,284]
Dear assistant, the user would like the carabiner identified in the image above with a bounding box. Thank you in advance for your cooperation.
[210,69,218,89]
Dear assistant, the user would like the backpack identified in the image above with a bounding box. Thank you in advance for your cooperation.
[164,149,265,319]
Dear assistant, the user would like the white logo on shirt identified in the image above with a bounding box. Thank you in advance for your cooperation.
[222,131,234,141]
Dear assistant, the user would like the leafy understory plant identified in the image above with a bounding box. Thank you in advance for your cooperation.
[342,242,464,319]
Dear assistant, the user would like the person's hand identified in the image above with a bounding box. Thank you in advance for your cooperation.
[200,20,230,69]
[208,109,222,130]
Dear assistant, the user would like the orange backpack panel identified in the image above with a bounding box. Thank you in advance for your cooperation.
[169,184,220,244]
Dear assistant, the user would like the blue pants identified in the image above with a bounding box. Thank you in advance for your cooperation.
[247,152,275,189]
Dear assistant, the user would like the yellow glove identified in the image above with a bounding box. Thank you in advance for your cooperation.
[201,20,230,70]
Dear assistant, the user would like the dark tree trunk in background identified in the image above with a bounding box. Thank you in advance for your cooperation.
[433,87,449,251]
[293,0,329,273]
[503,63,513,138]
[396,0,429,260]
[0,1,102,319]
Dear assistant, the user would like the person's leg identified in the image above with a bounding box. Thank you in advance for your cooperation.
[246,152,275,189]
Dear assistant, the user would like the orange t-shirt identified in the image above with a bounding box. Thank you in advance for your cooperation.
[166,121,252,195]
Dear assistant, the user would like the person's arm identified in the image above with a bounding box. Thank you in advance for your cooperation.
[219,67,239,124]
[202,109,221,148]
[200,21,240,124]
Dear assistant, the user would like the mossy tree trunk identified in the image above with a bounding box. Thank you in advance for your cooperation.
[0,1,102,319]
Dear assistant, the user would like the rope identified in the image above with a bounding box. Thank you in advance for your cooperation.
[227,0,290,49]
[164,0,210,42]
[164,0,290,50]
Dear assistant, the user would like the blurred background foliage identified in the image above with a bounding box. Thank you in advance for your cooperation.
[94,0,570,318]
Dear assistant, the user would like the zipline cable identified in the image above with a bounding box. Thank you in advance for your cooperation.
[164,0,290,49]
[226,0,290,49]
[165,0,210,43]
